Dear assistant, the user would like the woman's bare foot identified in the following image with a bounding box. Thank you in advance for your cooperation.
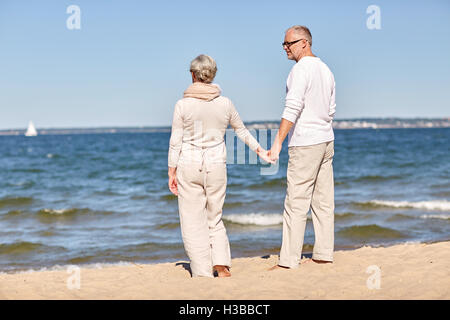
[300,258,312,264]
[214,265,231,277]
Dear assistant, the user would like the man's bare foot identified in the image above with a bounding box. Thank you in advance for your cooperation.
[214,265,231,277]
[268,265,290,271]
[312,259,332,264]
[300,258,312,264]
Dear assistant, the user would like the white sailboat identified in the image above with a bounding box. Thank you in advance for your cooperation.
[25,121,38,137]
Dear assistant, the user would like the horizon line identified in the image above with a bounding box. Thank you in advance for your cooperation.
[1,116,449,131]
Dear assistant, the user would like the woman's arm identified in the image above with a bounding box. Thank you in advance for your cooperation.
[168,101,183,195]
[228,100,260,152]
[228,100,273,164]
[168,101,183,168]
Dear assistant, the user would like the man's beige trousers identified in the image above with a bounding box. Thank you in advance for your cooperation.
[177,162,231,277]
[279,141,335,268]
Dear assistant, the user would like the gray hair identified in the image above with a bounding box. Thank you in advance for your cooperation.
[189,54,217,83]
[287,25,312,47]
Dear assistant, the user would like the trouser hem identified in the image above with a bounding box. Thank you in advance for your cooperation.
[192,273,214,278]
[278,260,300,269]
[312,252,333,262]
[212,261,232,268]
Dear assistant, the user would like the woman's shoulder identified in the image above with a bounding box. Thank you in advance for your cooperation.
[179,95,232,105]
[216,96,236,114]
[215,95,232,104]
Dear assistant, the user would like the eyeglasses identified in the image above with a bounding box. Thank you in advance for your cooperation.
[282,38,306,48]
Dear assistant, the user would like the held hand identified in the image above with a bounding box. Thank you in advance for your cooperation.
[269,141,281,162]
[168,168,178,196]
[268,149,279,162]
[256,147,276,164]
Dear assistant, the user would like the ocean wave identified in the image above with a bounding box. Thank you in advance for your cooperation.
[46,153,61,159]
[386,214,415,222]
[155,222,180,230]
[0,241,65,256]
[337,224,406,239]
[0,261,133,275]
[36,208,116,218]
[2,208,110,220]
[431,191,450,198]
[223,213,283,226]
[248,178,286,189]
[160,194,177,202]
[352,175,403,183]
[4,210,23,217]
[6,181,35,188]
[10,168,45,173]
[222,212,364,226]
[0,196,34,209]
[224,201,253,209]
[357,200,450,211]
[93,190,124,197]
[246,179,344,188]
[430,182,450,189]
[117,163,148,171]
[334,212,357,220]
[420,214,450,220]
[227,183,244,188]
[130,195,148,200]
[39,208,81,215]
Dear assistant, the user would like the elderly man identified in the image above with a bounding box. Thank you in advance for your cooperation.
[269,25,336,269]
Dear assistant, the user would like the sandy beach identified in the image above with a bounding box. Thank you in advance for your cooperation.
[0,241,448,300]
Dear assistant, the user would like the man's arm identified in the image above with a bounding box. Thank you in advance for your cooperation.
[269,118,294,161]
[270,65,308,161]
[329,78,336,119]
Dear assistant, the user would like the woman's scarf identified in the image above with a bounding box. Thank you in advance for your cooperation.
[183,82,221,101]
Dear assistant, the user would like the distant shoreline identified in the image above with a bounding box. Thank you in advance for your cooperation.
[0,118,449,135]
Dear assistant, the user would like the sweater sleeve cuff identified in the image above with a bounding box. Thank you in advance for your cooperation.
[248,139,260,153]
[168,151,179,168]
[281,108,298,123]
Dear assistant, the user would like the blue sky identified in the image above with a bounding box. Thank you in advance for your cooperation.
[0,0,449,129]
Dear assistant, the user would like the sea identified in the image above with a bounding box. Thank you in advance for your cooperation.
[0,127,449,273]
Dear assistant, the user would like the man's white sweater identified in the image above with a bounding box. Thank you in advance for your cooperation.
[282,56,336,147]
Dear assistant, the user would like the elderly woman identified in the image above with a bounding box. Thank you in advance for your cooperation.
[168,54,271,278]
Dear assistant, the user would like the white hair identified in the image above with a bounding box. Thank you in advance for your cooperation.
[287,25,312,47]
[189,54,217,83]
